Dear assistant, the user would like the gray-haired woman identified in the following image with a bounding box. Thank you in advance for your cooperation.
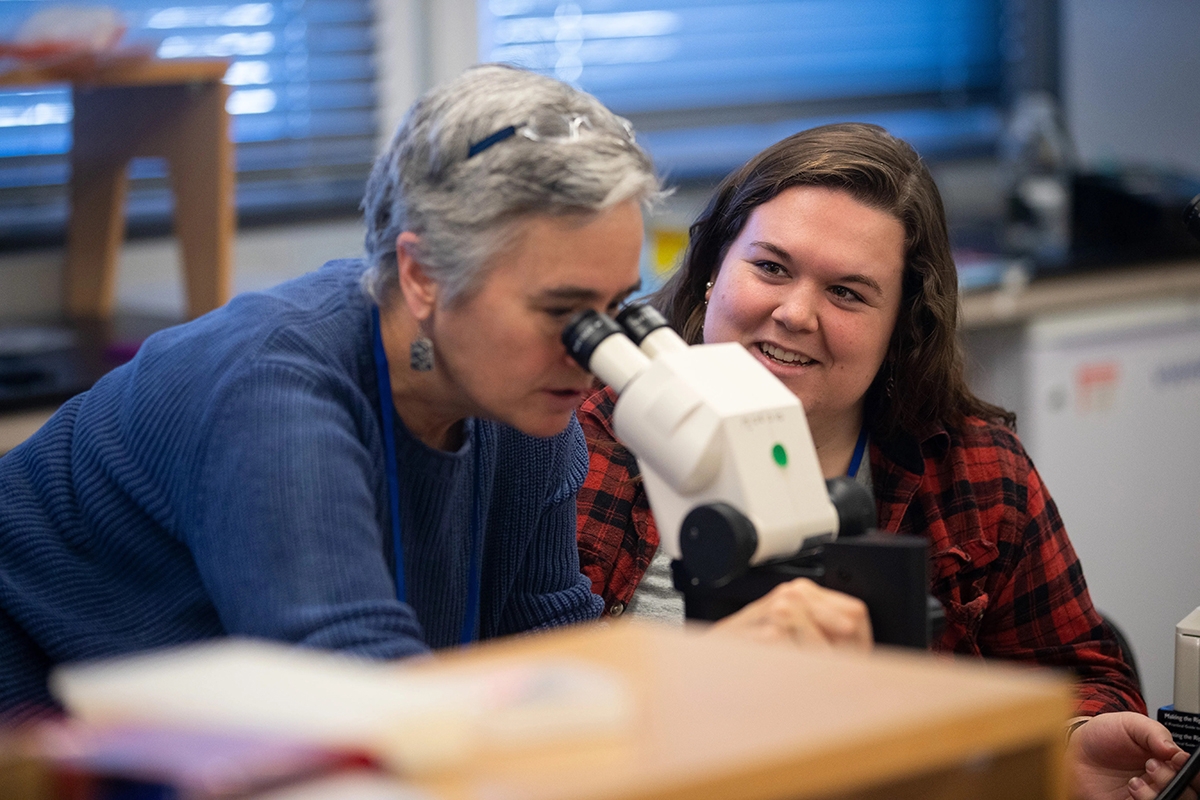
[0,64,660,715]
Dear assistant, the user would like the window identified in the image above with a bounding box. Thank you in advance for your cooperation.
[479,0,1005,179]
[0,0,378,243]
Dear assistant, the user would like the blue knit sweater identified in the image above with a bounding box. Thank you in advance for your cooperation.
[0,260,602,711]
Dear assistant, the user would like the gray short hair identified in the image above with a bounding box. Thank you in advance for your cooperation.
[361,64,662,303]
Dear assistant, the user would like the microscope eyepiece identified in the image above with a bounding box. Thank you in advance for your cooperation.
[616,302,689,358]
[1185,193,1200,243]
[614,303,670,345]
[562,309,652,394]
[562,309,623,371]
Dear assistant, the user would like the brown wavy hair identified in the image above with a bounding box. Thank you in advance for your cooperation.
[653,122,1014,439]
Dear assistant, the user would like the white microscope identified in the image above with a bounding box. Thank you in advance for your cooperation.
[564,304,936,647]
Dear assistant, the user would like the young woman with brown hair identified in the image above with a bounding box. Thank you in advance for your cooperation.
[577,122,1197,800]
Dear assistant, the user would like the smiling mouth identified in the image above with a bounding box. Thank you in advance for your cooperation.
[758,342,817,366]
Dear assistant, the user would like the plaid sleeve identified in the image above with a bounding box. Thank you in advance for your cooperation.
[925,421,1144,716]
[575,387,658,615]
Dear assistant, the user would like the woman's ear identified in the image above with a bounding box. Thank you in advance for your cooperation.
[395,231,438,321]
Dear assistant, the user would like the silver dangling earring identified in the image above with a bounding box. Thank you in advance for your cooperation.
[410,325,433,372]
[704,279,714,305]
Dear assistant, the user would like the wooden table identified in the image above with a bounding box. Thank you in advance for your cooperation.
[0,57,234,320]
[402,622,1073,800]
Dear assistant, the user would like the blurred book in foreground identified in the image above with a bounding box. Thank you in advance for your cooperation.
[48,638,632,777]
[1,720,371,799]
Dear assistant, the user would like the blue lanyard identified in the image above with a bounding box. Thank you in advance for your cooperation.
[847,426,869,479]
[371,307,483,646]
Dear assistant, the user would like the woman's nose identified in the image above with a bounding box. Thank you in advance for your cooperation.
[772,286,820,333]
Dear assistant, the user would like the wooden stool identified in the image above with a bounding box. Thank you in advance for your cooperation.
[2,57,234,320]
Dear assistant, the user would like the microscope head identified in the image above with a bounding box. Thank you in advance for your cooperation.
[564,304,847,585]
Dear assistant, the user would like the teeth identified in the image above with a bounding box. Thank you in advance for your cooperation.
[760,343,814,365]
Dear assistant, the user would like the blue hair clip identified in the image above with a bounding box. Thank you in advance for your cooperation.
[467,125,518,159]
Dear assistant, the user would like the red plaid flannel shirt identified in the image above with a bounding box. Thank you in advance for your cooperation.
[577,386,1144,716]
